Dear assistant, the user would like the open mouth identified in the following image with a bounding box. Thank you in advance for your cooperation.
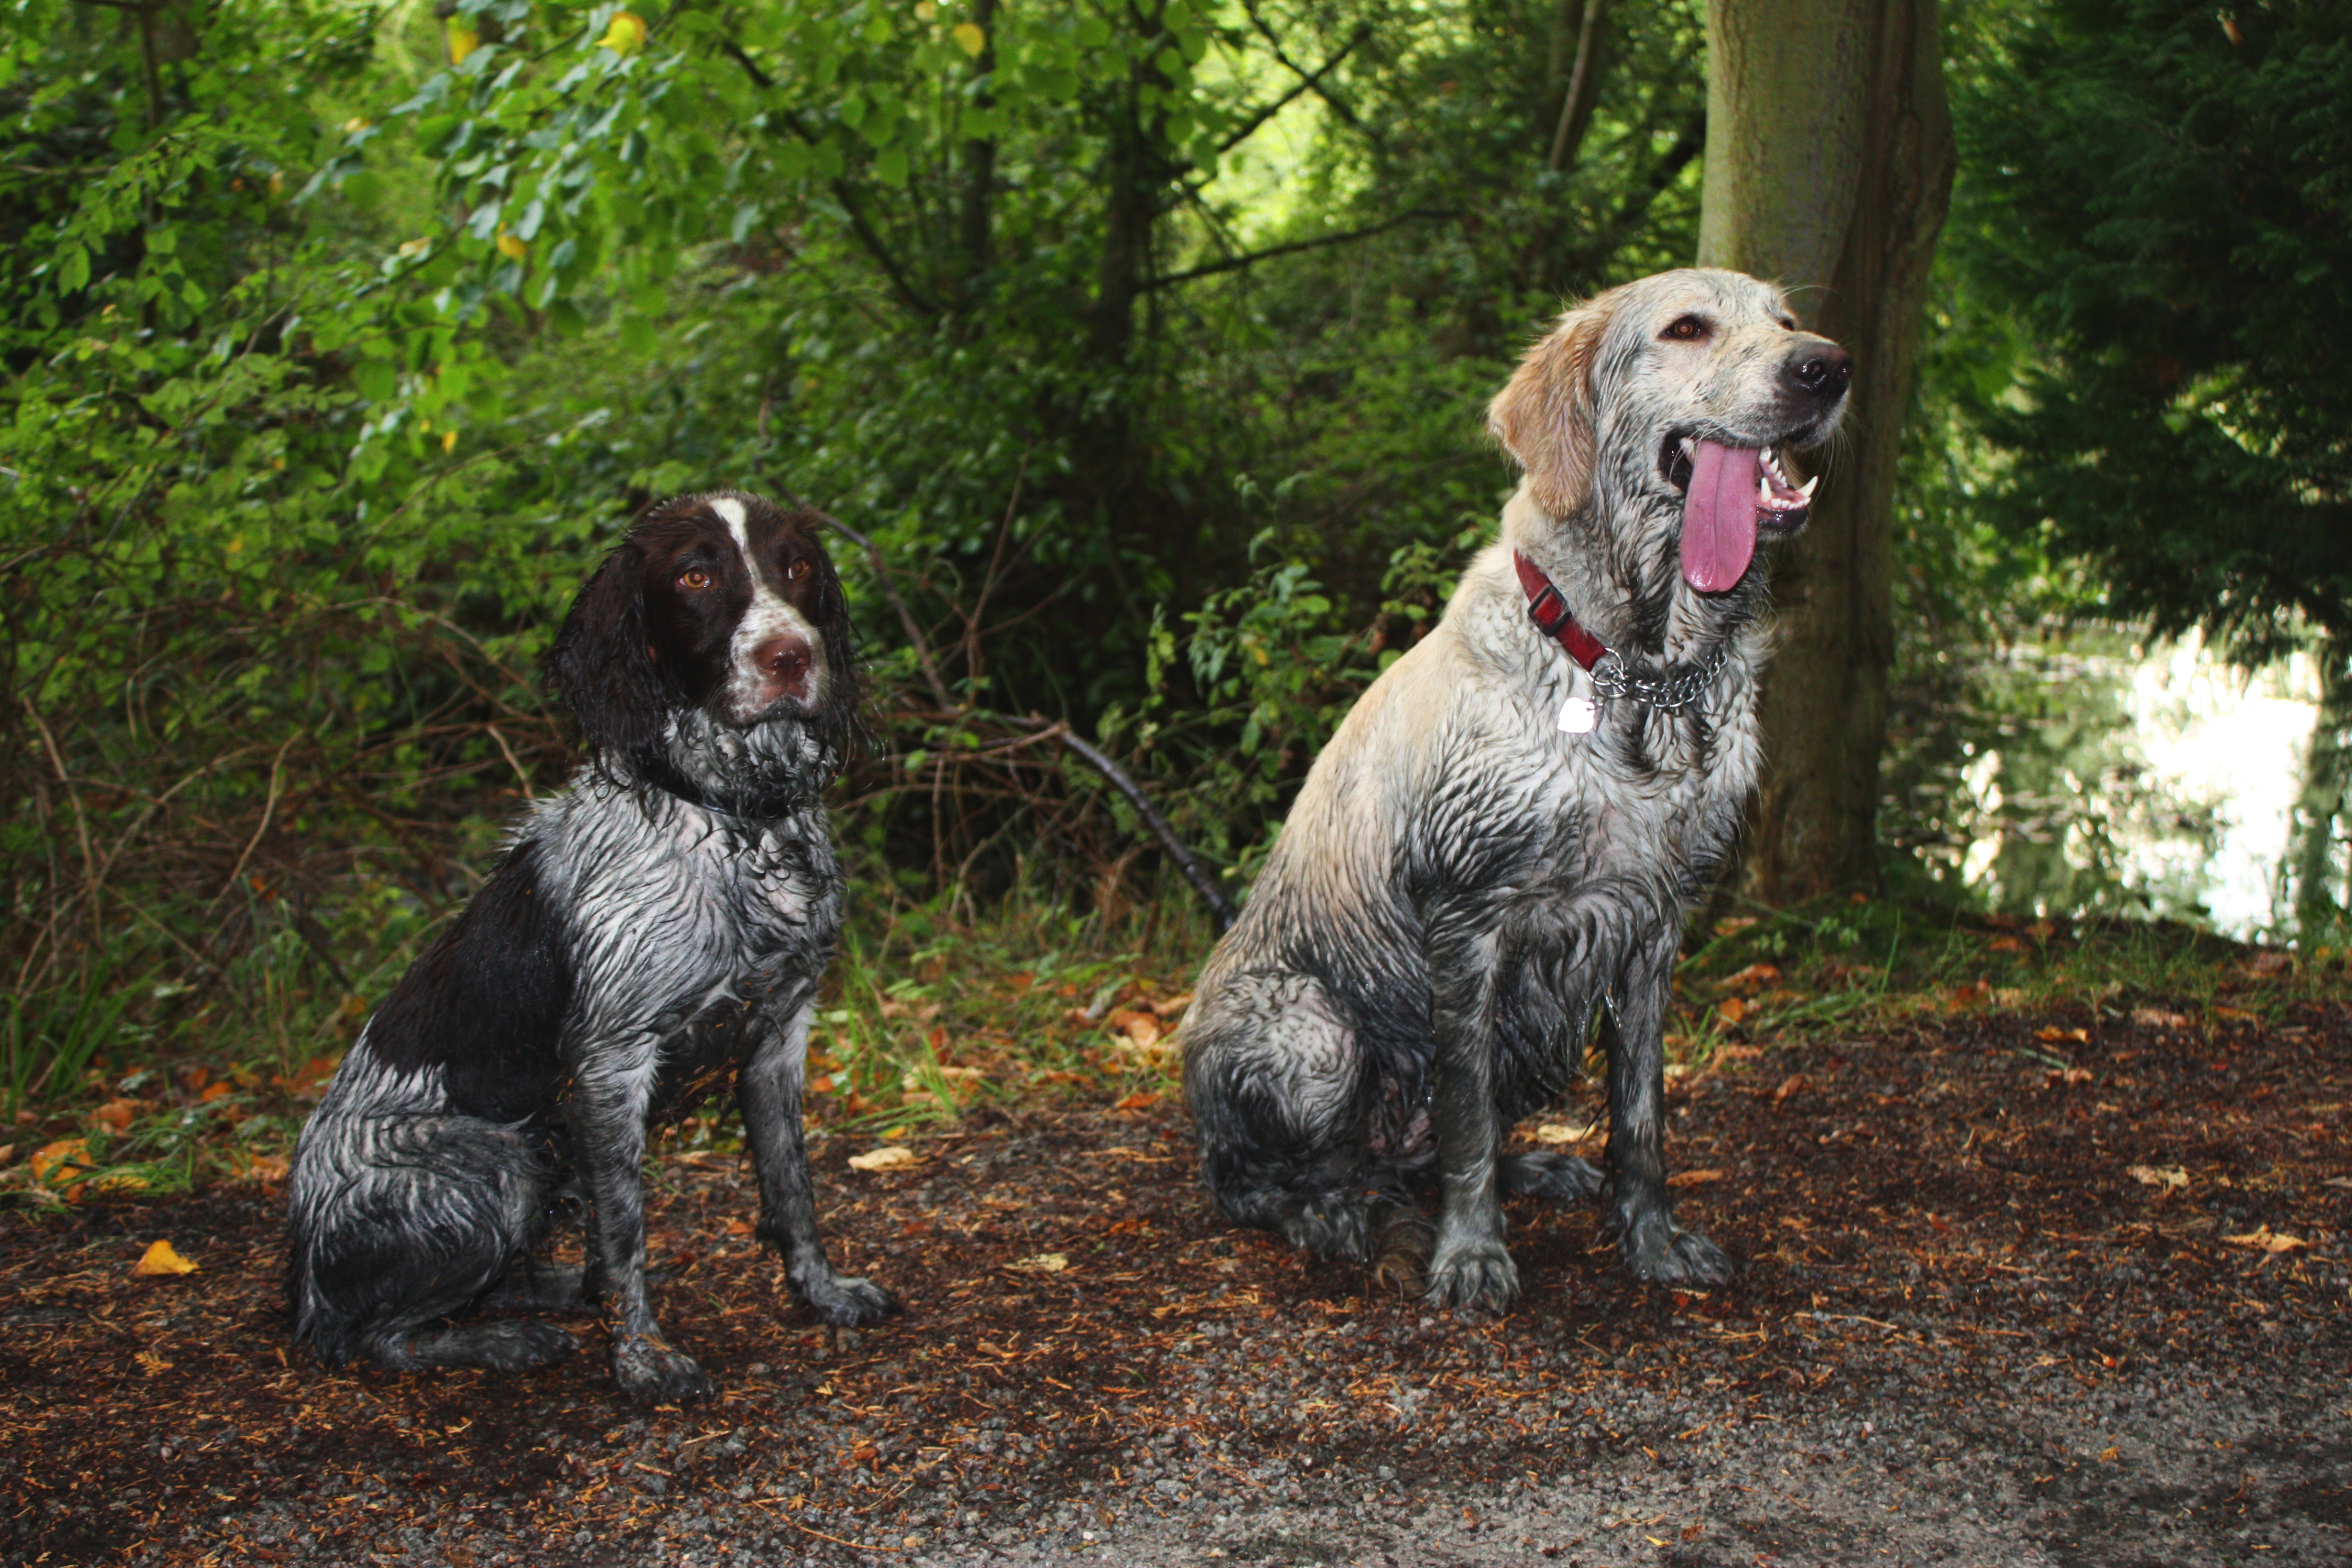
[1658,433,1821,594]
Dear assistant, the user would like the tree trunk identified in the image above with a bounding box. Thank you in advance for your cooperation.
[1696,0,1953,902]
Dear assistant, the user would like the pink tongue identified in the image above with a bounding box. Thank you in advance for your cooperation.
[1681,440,1760,594]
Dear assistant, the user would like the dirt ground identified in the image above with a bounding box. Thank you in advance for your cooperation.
[4,998,2346,1567]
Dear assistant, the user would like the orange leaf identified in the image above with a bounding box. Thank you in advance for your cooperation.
[239,1153,290,1185]
[200,1081,235,1103]
[28,1138,94,1186]
[1988,935,2026,954]
[134,1240,198,1277]
[2035,1026,2090,1044]
[91,1098,140,1133]
[1716,997,1747,1025]
[1113,1091,1161,1113]
[1771,1074,1811,1105]
[1725,963,1783,990]
[1667,1168,1725,1188]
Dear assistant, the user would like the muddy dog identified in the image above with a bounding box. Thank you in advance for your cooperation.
[286,490,891,1400]
[1180,269,1850,1308]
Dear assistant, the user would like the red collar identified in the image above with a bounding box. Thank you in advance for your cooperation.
[1511,551,1611,671]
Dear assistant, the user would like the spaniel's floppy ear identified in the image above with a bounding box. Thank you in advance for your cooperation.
[546,541,677,778]
[809,536,865,766]
[1487,290,1619,519]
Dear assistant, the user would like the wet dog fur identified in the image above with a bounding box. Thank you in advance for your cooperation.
[1179,269,1852,1308]
[285,490,889,1401]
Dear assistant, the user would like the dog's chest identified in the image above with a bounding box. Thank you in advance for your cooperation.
[1518,661,1759,889]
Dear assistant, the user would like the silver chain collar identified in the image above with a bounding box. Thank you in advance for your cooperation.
[1589,643,1730,712]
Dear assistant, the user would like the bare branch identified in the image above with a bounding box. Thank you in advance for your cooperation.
[1218,26,1370,154]
[1148,208,1453,290]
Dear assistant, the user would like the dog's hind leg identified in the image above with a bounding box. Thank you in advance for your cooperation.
[288,1114,576,1372]
[1500,1150,1605,1203]
[741,1000,894,1326]
[1604,928,1732,1285]
[1183,976,1390,1262]
[362,1319,578,1371]
[483,1260,588,1313]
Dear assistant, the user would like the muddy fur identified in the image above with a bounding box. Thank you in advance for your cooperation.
[1180,269,1852,1308]
[285,491,889,1402]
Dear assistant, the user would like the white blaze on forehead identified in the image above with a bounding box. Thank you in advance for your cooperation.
[710,494,751,553]
[711,495,825,718]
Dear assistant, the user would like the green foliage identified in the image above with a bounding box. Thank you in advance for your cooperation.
[1947,0,2352,663]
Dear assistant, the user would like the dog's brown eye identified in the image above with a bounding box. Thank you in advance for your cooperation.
[1662,315,1711,342]
[785,558,811,581]
[677,568,712,591]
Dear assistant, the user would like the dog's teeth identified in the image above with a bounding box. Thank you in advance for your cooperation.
[1679,437,1697,457]
[1757,475,1775,505]
[1798,475,1819,499]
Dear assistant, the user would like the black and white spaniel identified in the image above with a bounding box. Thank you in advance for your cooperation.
[286,489,888,1402]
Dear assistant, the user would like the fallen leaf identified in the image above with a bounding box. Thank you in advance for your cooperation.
[1668,1168,1725,1188]
[2132,1006,2190,1030]
[1946,979,1991,1011]
[1011,1253,1068,1272]
[1713,916,1760,936]
[92,1098,141,1133]
[239,1153,290,1185]
[2242,951,2291,977]
[1717,997,1747,1025]
[2056,1066,2093,1086]
[199,1080,235,1103]
[1724,963,1783,990]
[2098,1445,2119,1462]
[1718,1044,1764,1062]
[2026,920,2056,942]
[1771,1074,1811,1105]
[2035,1026,2090,1045]
[1112,1091,1161,1113]
[2221,1226,2306,1255]
[2213,1005,2259,1022]
[1988,935,2026,954]
[1107,1009,1162,1049]
[28,1138,94,1187]
[723,1218,755,1236]
[134,1240,198,1277]
[848,1146,917,1172]
[1150,993,1193,1019]
[1533,1123,1588,1145]
[2127,1164,2188,1193]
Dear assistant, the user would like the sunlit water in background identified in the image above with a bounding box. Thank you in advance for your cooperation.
[1881,630,2343,943]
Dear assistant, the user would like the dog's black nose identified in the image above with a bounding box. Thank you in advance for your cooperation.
[1784,343,1852,399]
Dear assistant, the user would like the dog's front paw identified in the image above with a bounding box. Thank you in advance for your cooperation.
[1621,1214,1734,1286]
[613,1334,717,1404]
[1424,1235,1519,1311]
[798,1271,897,1327]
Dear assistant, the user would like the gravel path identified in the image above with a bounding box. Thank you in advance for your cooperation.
[6,999,2346,1566]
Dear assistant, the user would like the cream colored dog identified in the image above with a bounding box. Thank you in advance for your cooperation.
[1181,268,1850,1308]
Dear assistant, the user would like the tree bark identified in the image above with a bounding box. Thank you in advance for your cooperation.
[1696,0,1953,902]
